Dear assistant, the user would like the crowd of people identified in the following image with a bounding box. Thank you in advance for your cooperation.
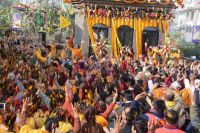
[0,33,199,133]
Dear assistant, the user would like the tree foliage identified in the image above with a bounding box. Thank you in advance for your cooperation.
[170,31,200,59]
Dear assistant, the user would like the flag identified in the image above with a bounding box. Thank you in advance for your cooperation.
[60,16,71,28]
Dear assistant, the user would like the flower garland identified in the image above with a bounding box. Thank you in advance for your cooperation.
[135,0,147,3]
[124,0,137,3]
[118,0,184,5]
[148,0,157,4]
[85,6,174,20]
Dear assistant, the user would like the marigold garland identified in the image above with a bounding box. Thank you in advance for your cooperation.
[135,0,147,3]
[148,0,157,4]
[124,0,136,3]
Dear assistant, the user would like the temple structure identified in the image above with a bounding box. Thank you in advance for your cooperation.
[73,0,183,58]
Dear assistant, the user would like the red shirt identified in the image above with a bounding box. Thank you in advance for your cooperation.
[74,62,79,72]
[120,60,127,71]
[119,82,128,92]
[155,124,185,133]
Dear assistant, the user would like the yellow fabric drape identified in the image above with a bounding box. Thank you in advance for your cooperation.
[159,19,162,32]
[134,19,139,57]
[111,22,116,57]
[144,19,148,28]
[135,18,164,58]
[86,16,111,58]
[163,20,169,44]
[35,48,47,62]
[111,18,122,58]
[86,16,97,57]
[85,15,168,59]
[61,50,66,59]
[138,19,143,57]
[90,16,110,27]
[111,17,134,58]
[152,19,157,27]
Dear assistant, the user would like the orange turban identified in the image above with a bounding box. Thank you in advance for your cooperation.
[95,115,108,127]
[180,88,192,107]
[153,88,166,99]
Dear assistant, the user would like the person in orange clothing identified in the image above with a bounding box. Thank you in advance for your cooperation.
[152,85,166,99]
[180,88,192,108]
[66,30,83,59]
[67,42,83,59]
[154,110,185,133]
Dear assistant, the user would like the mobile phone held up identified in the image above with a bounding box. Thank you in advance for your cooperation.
[0,103,6,109]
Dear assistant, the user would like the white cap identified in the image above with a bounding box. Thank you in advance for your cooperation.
[171,81,182,90]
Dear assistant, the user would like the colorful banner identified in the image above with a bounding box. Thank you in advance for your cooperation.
[34,11,44,28]
[192,26,200,43]
[60,16,71,28]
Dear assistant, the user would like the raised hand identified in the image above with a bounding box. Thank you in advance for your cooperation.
[51,124,59,133]
[148,119,159,133]
[21,97,32,115]
[72,103,80,118]
[113,88,118,103]
[135,92,147,101]
[112,116,124,133]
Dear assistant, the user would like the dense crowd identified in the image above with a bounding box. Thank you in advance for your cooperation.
[0,33,199,133]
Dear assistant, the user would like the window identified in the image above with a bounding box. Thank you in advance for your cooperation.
[93,25,108,42]
[117,26,134,47]
[142,27,159,54]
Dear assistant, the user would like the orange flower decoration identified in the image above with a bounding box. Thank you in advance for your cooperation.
[64,0,72,3]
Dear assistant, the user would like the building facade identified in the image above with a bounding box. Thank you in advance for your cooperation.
[170,0,200,43]
[74,0,177,57]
